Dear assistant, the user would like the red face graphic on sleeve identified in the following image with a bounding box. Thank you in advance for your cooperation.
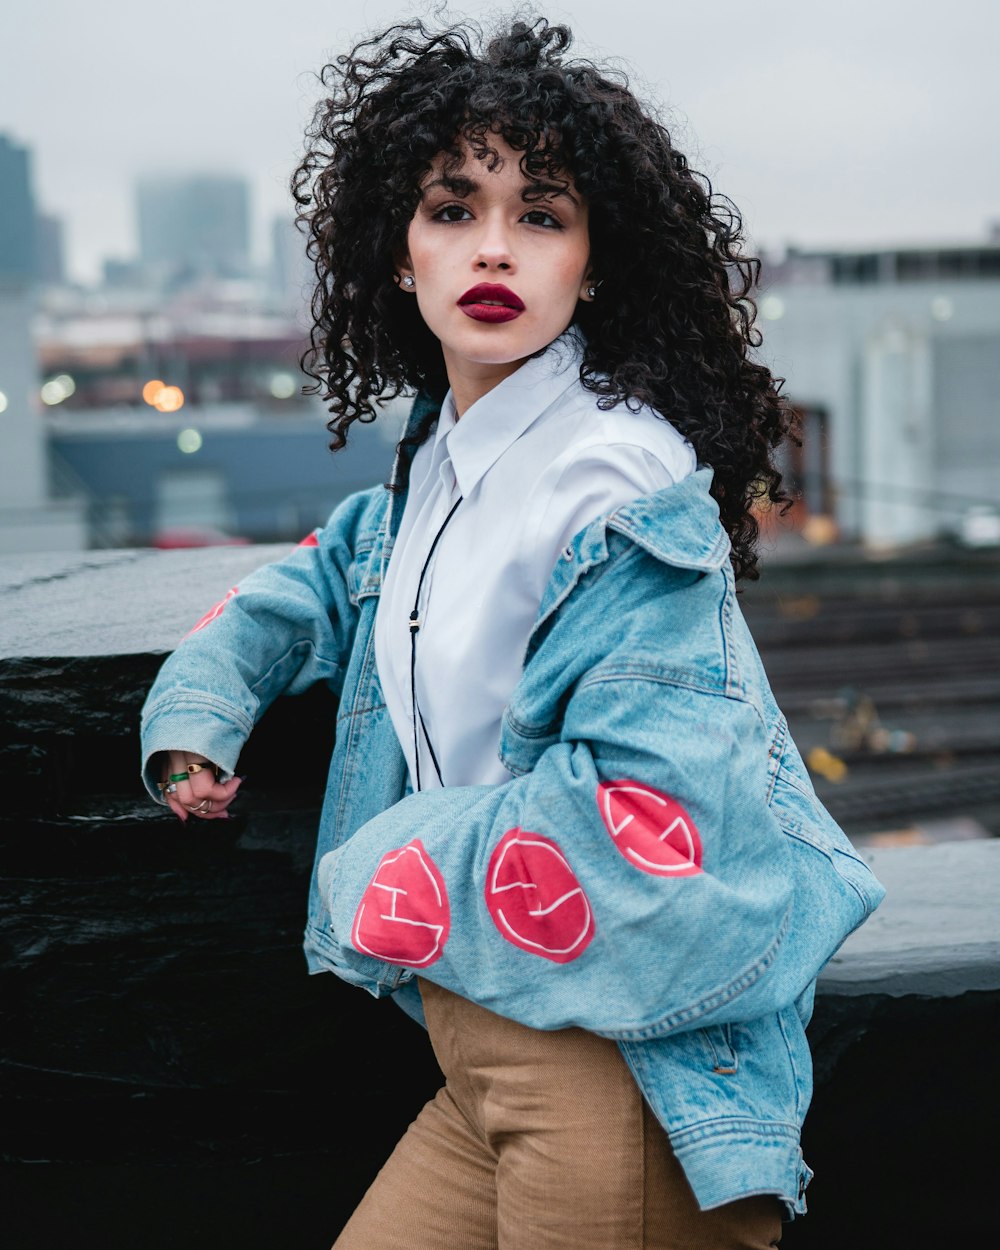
[351,839,451,967]
[185,587,238,637]
[297,532,320,548]
[597,781,703,877]
[485,829,594,963]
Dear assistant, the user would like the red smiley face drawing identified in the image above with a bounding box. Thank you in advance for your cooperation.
[185,587,238,637]
[351,839,450,967]
[296,532,320,548]
[485,829,594,964]
[597,780,704,877]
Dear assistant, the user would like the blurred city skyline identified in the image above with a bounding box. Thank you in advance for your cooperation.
[4,0,999,284]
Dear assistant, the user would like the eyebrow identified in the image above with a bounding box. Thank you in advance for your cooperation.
[420,174,579,206]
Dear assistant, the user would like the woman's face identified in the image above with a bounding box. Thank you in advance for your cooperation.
[400,136,593,406]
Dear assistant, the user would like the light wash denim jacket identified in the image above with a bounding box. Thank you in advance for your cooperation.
[141,397,885,1217]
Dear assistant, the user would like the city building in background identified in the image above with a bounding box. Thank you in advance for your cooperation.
[759,235,1000,549]
[6,119,998,558]
[136,174,251,287]
[0,134,38,282]
[270,214,313,322]
[0,132,86,555]
[35,212,66,287]
[33,281,409,547]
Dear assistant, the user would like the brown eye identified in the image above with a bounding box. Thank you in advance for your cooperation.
[522,208,562,229]
[432,203,472,223]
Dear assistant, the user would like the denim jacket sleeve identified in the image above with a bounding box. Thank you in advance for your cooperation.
[317,547,884,1041]
[139,488,378,800]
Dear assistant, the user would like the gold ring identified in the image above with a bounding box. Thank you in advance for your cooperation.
[186,762,212,776]
[187,798,212,813]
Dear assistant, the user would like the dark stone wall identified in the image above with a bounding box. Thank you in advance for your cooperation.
[2,546,998,1249]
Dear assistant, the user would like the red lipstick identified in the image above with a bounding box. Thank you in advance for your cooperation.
[458,283,525,323]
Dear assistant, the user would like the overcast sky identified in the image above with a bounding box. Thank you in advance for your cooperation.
[3,0,998,283]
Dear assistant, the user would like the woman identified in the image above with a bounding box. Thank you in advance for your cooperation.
[141,17,884,1248]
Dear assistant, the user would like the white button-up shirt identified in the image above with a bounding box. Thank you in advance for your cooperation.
[374,332,696,792]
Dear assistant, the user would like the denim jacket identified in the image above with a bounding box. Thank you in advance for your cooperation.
[141,398,885,1217]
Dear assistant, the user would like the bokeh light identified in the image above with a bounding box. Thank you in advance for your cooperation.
[760,296,785,321]
[0,390,8,414]
[269,371,297,399]
[40,374,76,405]
[142,380,185,411]
[931,296,954,321]
[155,385,185,413]
[177,428,203,454]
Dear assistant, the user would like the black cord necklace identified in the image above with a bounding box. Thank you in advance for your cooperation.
[409,495,463,791]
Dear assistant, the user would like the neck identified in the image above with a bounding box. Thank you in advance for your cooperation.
[443,351,527,419]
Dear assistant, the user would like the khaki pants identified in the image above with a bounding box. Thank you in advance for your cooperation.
[333,980,783,1249]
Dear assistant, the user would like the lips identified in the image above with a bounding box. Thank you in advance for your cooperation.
[458,283,525,323]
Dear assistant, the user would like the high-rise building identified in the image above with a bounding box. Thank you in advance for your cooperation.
[0,133,38,281]
[36,212,66,286]
[136,174,251,281]
[270,214,312,319]
[0,134,85,552]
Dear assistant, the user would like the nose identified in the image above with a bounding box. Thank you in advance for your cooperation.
[473,213,515,272]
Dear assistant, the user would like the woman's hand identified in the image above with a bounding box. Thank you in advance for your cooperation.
[158,751,243,822]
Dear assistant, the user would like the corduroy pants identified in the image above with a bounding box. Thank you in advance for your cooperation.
[333,980,783,1249]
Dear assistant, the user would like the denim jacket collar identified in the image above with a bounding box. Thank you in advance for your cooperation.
[608,467,730,572]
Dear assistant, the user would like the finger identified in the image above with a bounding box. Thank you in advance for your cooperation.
[159,756,243,819]
[182,779,243,818]
[186,774,243,804]
[164,793,188,823]
[183,795,233,820]
[162,752,198,806]
[181,781,242,821]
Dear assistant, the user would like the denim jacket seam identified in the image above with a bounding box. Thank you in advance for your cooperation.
[247,639,342,697]
[141,690,255,737]
[775,1006,807,1120]
[774,767,818,805]
[595,907,791,1040]
[666,1116,803,1143]
[530,553,606,645]
[576,666,727,698]
[334,627,381,837]
[765,716,789,805]
[336,701,388,723]
[573,659,760,708]
[607,514,730,572]
[502,709,563,739]
[779,825,877,911]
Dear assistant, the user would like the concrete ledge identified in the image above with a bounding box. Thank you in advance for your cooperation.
[2,545,998,1250]
[819,840,1000,997]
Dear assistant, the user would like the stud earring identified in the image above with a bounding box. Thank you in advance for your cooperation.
[402,275,415,289]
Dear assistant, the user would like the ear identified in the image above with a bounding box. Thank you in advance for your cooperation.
[394,249,415,291]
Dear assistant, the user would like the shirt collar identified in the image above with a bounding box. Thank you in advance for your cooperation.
[440,329,585,499]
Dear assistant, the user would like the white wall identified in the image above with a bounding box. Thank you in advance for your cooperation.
[0,280,85,553]
[758,275,1000,546]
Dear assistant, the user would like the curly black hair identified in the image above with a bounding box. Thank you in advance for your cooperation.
[292,14,794,580]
